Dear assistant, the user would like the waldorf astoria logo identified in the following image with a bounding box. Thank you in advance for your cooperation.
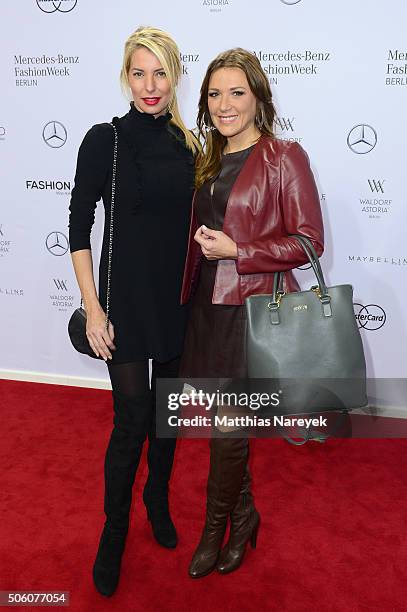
[275,117,295,132]
[356,179,393,220]
[274,116,302,144]
[202,0,230,13]
[50,278,74,311]
[368,179,385,194]
[354,303,386,331]
[357,177,393,219]
[0,224,11,258]
[36,0,78,13]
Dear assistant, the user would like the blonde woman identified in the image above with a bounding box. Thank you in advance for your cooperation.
[180,48,324,577]
[69,26,199,596]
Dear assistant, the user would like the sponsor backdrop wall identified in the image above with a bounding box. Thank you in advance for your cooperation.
[1,1,406,407]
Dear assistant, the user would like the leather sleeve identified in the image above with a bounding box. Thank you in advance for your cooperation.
[68,123,112,253]
[236,142,324,274]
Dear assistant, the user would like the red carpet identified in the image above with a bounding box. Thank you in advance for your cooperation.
[1,379,406,612]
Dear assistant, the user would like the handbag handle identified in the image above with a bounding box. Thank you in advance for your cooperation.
[271,234,328,302]
[80,122,118,330]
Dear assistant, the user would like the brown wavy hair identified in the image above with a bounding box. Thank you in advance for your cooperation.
[195,48,276,189]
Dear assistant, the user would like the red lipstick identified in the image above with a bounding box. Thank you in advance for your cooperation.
[142,97,161,106]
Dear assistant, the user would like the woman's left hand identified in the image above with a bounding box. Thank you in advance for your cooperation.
[194,225,238,260]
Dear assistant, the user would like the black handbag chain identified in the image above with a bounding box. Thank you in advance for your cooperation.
[104,122,118,328]
[79,122,118,328]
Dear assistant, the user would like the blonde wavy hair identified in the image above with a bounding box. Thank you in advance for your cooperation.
[120,26,200,155]
[196,48,276,188]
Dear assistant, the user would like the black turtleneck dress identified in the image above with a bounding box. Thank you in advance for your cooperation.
[68,104,195,364]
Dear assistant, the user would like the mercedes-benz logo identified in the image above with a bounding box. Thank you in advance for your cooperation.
[42,121,67,148]
[354,303,386,331]
[46,232,69,256]
[281,0,302,4]
[36,0,77,13]
[347,124,377,154]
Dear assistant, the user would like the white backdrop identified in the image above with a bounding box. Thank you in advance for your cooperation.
[1,1,406,406]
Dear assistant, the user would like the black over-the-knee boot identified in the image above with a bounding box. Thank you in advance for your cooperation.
[93,389,151,597]
[143,397,178,548]
[142,359,179,548]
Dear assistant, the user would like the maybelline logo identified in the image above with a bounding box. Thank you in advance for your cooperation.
[0,127,5,140]
[0,224,11,257]
[0,287,24,297]
[358,179,392,219]
[354,303,386,331]
[347,124,377,154]
[51,279,74,310]
[26,180,71,193]
[348,255,406,266]
[46,232,69,256]
[36,0,77,13]
[386,49,407,86]
[42,121,67,148]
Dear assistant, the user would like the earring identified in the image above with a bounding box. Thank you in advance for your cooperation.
[255,107,265,129]
[203,112,217,132]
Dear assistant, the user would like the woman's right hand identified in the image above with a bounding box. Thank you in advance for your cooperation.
[85,304,116,361]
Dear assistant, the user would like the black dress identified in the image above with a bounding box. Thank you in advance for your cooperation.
[69,103,195,364]
[180,145,255,379]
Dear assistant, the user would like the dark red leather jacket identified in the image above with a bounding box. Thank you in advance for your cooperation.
[181,136,324,305]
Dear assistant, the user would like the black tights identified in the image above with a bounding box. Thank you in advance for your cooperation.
[107,356,181,399]
[106,356,181,437]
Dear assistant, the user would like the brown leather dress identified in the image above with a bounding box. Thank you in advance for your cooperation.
[180,146,255,379]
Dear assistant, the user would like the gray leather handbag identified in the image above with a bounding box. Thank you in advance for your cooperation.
[245,235,368,414]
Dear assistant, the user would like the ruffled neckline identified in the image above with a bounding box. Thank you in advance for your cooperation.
[127,101,172,129]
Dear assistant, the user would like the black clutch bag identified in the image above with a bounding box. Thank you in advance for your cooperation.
[67,122,118,359]
[68,306,98,358]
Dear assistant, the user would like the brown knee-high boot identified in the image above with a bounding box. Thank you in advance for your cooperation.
[216,464,260,574]
[188,436,248,578]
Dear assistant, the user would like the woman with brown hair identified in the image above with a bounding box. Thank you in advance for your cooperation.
[180,48,324,577]
[69,26,199,596]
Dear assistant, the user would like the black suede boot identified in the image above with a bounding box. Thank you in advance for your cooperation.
[93,389,151,597]
[142,360,179,549]
[143,408,178,549]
